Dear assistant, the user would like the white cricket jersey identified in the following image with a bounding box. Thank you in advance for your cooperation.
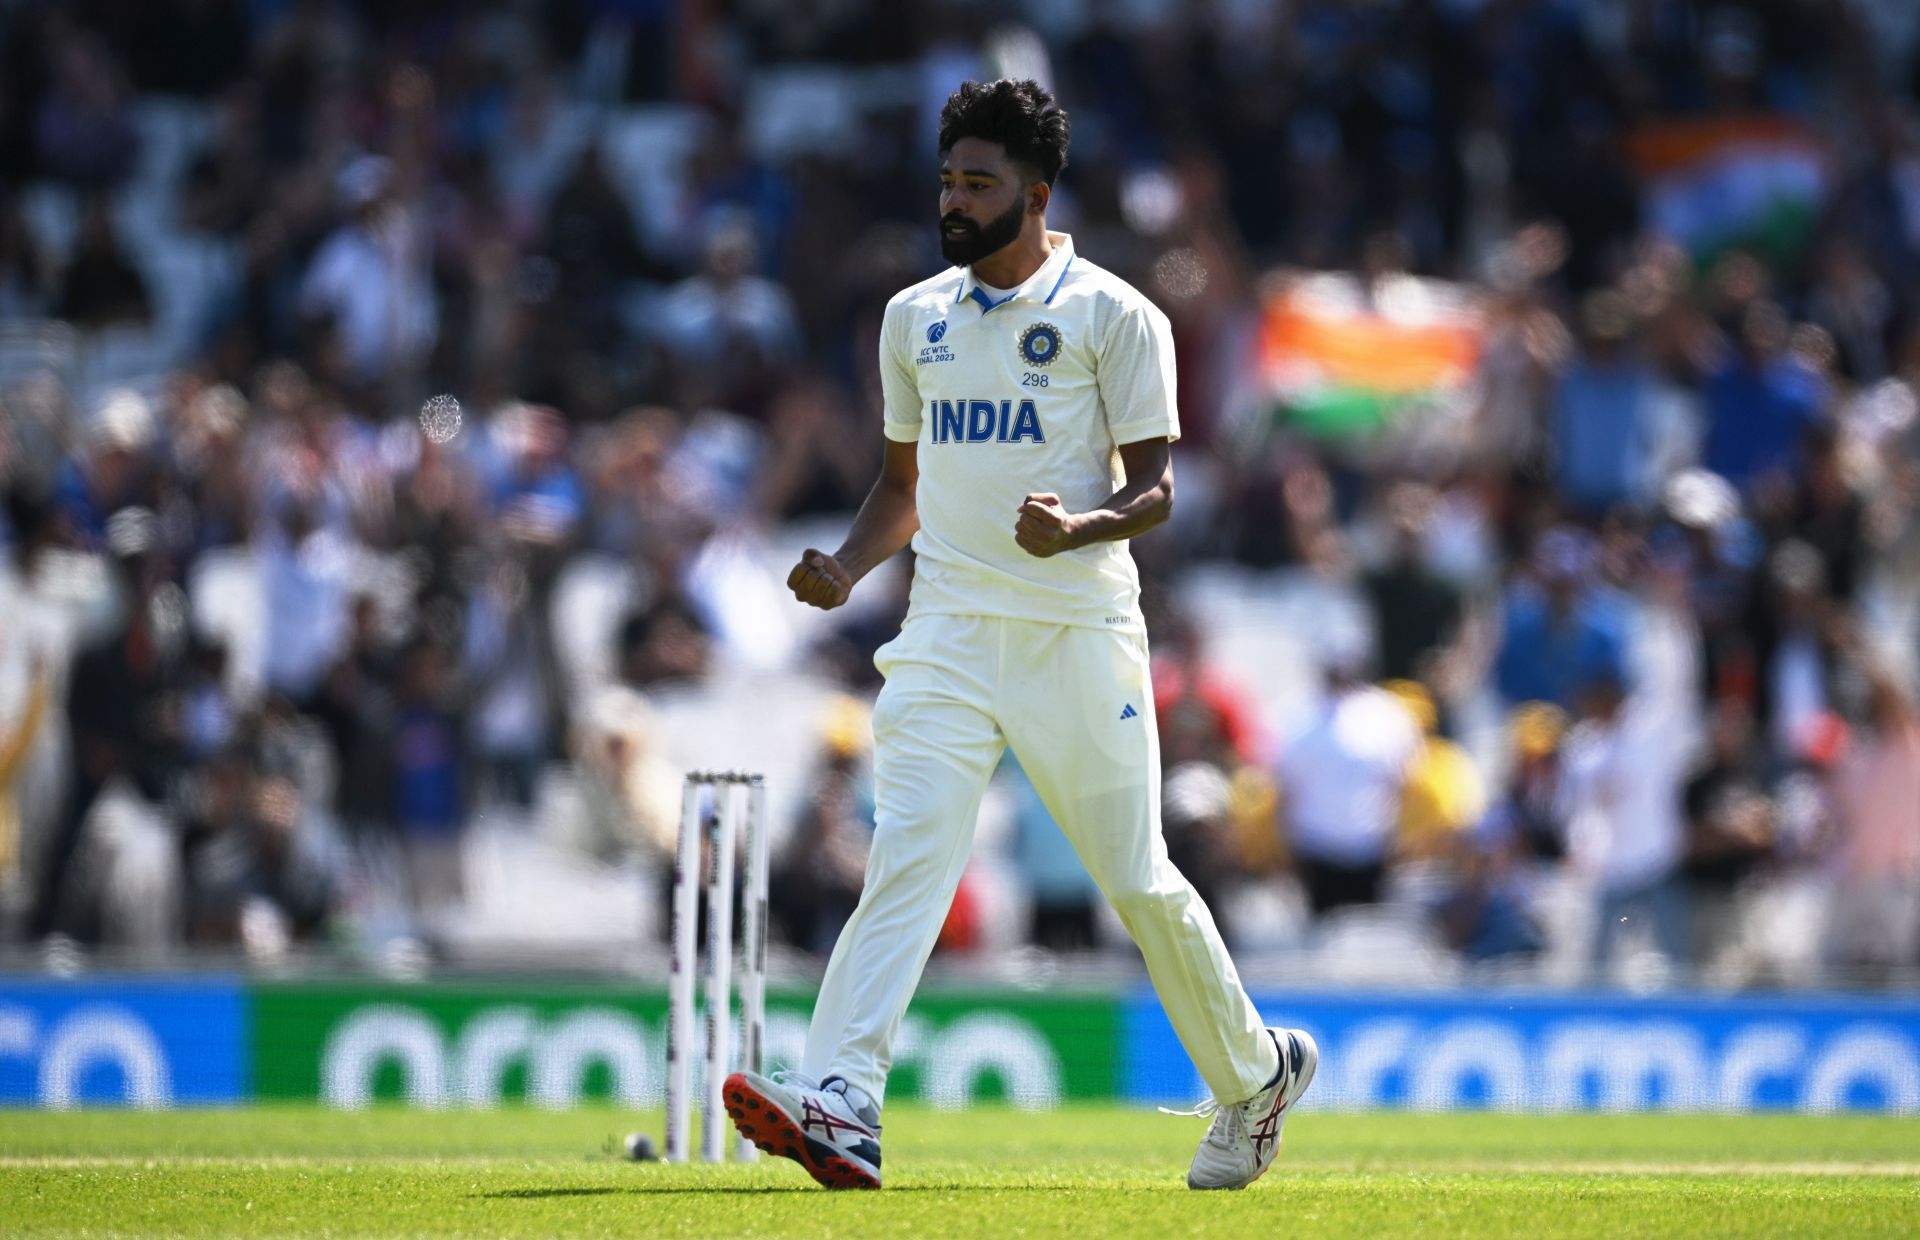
[878,232,1180,631]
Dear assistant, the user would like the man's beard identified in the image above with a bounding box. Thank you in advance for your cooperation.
[940,196,1027,267]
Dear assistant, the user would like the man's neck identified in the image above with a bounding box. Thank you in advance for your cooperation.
[970,227,1053,291]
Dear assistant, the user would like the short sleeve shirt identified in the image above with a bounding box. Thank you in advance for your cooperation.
[877,232,1179,631]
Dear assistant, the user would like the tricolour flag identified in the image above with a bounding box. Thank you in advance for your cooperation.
[1626,113,1828,263]
[1257,271,1485,437]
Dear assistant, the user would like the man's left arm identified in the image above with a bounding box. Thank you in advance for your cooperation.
[1016,295,1181,558]
[1014,437,1172,557]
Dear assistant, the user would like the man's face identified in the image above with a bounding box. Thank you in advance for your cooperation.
[939,137,1031,267]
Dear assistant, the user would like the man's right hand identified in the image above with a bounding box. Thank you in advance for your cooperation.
[787,549,853,610]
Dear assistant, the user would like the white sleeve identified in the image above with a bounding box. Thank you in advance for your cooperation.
[879,300,922,444]
[1098,300,1181,445]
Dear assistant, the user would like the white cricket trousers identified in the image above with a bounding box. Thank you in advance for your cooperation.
[801,613,1278,1106]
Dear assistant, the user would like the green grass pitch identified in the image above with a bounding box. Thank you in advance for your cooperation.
[2,1106,1916,1237]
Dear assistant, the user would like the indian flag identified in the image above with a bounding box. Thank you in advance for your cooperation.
[1257,271,1485,438]
[1626,114,1828,263]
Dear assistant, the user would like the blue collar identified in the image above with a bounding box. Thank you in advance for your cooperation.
[956,233,1076,314]
[967,285,1019,314]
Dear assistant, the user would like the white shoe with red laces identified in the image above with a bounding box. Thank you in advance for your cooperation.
[723,1070,883,1189]
[1179,1028,1318,1190]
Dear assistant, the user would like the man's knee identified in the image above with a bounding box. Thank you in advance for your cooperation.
[862,813,958,887]
[1107,878,1191,930]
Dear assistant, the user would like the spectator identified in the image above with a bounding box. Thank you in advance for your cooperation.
[568,681,681,863]
[1551,291,1661,515]
[1680,698,1775,971]
[298,157,437,388]
[1493,528,1629,710]
[178,746,254,944]
[54,391,160,550]
[492,66,582,238]
[655,214,802,414]
[463,562,557,813]
[1827,664,1920,981]
[1385,679,1486,862]
[0,488,78,913]
[179,745,342,955]
[1008,756,1099,951]
[583,405,697,558]
[543,142,658,350]
[681,116,795,278]
[1486,702,1575,868]
[772,701,874,955]
[1561,663,1698,979]
[466,405,582,809]
[236,768,344,955]
[306,596,397,837]
[1361,482,1464,684]
[1804,238,1894,383]
[1439,819,1547,963]
[33,31,139,188]
[755,377,877,521]
[1784,422,1867,604]
[54,198,151,330]
[33,508,185,941]
[0,658,50,902]
[0,201,52,319]
[258,499,355,703]
[485,403,587,550]
[1754,541,1842,764]
[1701,300,1828,494]
[178,637,235,759]
[618,597,714,691]
[1161,762,1243,946]
[1151,609,1262,769]
[389,640,467,927]
[1276,644,1421,916]
[1444,703,1575,963]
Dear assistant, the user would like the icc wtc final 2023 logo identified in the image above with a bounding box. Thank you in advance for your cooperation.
[1019,322,1061,367]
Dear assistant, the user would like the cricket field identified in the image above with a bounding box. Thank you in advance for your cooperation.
[2,1105,1916,1237]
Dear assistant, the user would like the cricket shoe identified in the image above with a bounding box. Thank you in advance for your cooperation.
[1177,1028,1318,1190]
[723,1070,883,1189]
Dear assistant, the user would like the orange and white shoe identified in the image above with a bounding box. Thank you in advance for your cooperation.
[1179,1028,1318,1190]
[723,1070,883,1189]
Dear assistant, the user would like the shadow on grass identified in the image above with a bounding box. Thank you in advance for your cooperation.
[482,1184,1168,1200]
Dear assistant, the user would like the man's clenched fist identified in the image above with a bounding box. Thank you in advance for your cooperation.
[1014,493,1082,558]
[788,548,853,609]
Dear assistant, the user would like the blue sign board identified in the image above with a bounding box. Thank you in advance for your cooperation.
[1125,989,1920,1113]
[0,978,246,1106]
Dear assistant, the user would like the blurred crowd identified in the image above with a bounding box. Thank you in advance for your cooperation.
[1,0,1918,987]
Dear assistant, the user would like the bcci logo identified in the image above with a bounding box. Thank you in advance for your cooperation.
[1018,322,1061,367]
[927,320,948,344]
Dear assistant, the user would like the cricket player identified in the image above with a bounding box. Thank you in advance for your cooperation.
[724,78,1315,1191]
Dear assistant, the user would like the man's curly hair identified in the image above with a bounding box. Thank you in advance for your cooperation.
[937,79,1071,186]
